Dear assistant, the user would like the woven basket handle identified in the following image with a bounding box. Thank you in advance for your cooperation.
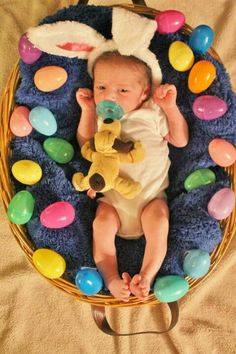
[91,301,179,336]
[79,0,147,5]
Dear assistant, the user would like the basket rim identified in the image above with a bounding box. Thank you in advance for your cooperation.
[0,3,235,308]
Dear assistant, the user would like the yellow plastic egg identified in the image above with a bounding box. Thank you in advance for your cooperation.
[12,160,42,185]
[32,249,66,279]
[168,41,194,72]
[188,60,216,93]
[34,66,68,92]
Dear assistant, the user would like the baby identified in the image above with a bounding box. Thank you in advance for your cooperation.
[76,51,189,302]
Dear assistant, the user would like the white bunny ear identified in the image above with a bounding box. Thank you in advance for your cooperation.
[27,21,106,59]
[112,8,157,55]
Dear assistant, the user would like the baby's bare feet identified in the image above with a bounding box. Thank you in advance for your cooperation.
[130,274,151,300]
[107,272,131,302]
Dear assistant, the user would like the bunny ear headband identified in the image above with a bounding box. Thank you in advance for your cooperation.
[27,7,162,86]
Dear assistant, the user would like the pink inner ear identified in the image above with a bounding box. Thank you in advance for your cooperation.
[57,42,94,52]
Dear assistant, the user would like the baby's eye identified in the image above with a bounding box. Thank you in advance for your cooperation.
[120,89,129,93]
[97,85,106,90]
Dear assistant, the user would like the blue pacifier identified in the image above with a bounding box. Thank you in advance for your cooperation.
[96,100,124,121]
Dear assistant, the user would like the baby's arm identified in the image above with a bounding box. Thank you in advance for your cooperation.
[76,88,96,147]
[153,84,189,148]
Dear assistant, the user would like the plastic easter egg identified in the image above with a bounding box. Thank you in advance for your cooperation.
[12,160,42,185]
[29,106,57,136]
[34,66,68,92]
[184,168,216,192]
[7,190,35,224]
[168,41,194,72]
[188,60,216,94]
[43,137,74,164]
[32,249,66,279]
[155,10,185,34]
[154,275,189,303]
[189,25,214,54]
[75,268,103,295]
[207,188,235,220]
[40,201,75,229]
[183,249,210,278]
[208,138,236,167]
[18,33,42,64]
[10,106,32,137]
[96,100,124,120]
[193,95,227,120]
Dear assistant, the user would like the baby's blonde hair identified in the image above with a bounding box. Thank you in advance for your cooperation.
[93,51,152,89]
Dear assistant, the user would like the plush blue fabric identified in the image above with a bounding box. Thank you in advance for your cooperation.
[12,3,236,289]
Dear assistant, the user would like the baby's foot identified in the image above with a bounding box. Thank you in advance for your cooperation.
[130,274,151,300]
[107,272,131,302]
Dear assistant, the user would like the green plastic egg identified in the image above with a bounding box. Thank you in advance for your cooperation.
[7,190,35,224]
[43,137,74,164]
[154,275,189,302]
[184,168,216,192]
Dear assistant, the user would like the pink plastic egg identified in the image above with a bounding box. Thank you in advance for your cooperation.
[208,188,235,220]
[10,106,32,137]
[18,33,42,64]
[193,95,228,120]
[34,66,68,92]
[208,139,236,167]
[40,201,75,229]
[155,10,185,34]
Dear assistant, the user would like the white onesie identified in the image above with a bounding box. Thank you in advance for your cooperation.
[98,100,170,239]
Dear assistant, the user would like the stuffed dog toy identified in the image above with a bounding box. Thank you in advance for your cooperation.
[72,119,144,199]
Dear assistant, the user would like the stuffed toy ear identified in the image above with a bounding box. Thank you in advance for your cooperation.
[27,20,106,59]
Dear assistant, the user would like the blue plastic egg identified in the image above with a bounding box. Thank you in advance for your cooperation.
[154,275,189,302]
[75,268,103,295]
[183,249,210,278]
[29,106,57,136]
[189,25,214,54]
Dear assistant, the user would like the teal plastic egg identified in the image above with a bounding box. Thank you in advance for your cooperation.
[154,275,189,302]
[189,25,214,54]
[184,168,216,192]
[43,137,74,163]
[7,190,35,224]
[75,268,103,295]
[183,249,210,278]
[29,106,57,136]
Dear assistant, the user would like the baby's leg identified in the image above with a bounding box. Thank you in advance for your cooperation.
[93,202,131,302]
[130,198,169,300]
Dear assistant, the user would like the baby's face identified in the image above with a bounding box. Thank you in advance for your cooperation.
[93,60,150,113]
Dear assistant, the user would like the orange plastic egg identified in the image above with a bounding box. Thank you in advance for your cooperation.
[188,60,216,93]
[34,66,68,92]
[208,138,236,167]
[10,106,32,137]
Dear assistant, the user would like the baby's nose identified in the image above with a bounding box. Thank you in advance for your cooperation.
[104,89,116,101]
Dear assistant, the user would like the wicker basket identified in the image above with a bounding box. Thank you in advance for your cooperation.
[0,0,235,335]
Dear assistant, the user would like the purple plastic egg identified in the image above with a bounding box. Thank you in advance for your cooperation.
[193,95,228,120]
[40,201,75,229]
[18,33,42,64]
[155,10,185,34]
[207,188,235,220]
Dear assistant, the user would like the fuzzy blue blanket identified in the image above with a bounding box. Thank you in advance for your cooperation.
[11,3,236,289]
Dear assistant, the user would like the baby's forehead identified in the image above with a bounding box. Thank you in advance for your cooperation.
[94,57,150,83]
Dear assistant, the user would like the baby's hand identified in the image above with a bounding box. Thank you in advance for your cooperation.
[76,88,96,112]
[153,84,177,110]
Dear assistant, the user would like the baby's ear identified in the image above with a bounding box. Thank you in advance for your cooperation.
[142,86,151,101]
[27,21,106,59]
